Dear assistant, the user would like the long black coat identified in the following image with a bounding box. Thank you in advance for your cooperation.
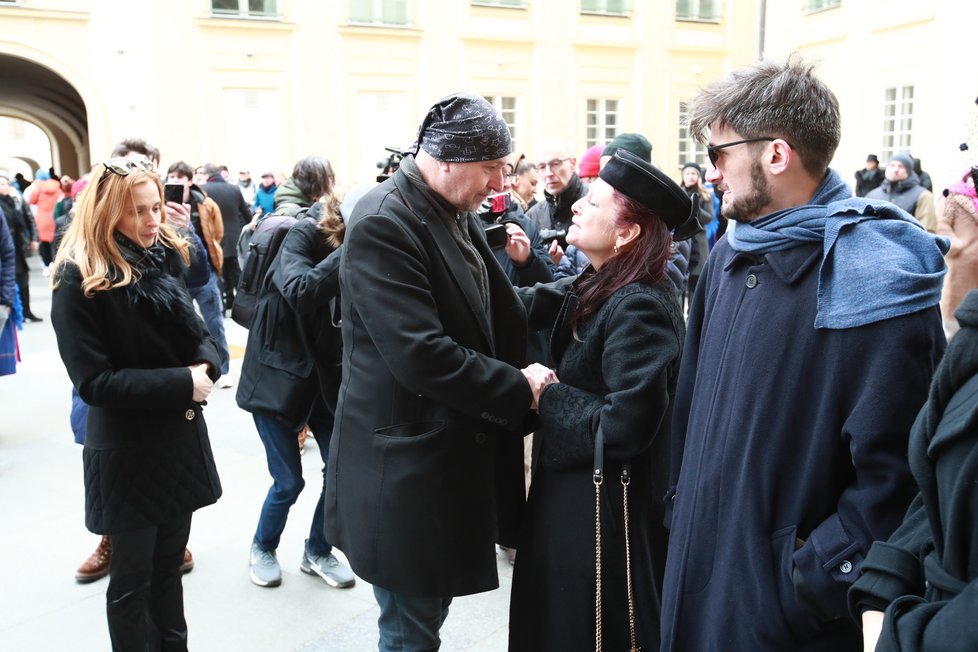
[324,161,533,598]
[509,276,684,651]
[202,177,252,258]
[848,290,978,651]
[51,251,222,535]
[660,237,944,651]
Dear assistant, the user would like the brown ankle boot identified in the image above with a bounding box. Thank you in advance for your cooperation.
[75,535,111,583]
[181,548,194,573]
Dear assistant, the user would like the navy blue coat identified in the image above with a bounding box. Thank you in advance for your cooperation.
[660,236,945,651]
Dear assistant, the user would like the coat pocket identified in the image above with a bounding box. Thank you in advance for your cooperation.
[770,525,822,644]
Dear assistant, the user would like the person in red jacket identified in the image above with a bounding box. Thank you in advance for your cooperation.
[27,169,62,273]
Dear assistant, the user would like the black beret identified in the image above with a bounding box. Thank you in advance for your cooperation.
[599,150,699,239]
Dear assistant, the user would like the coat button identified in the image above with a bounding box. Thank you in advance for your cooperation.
[475,432,487,444]
[185,409,195,421]
[839,560,852,574]
[745,274,758,289]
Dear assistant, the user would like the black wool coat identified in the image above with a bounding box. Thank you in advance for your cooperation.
[848,290,978,651]
[202,177,252,258]
[509,275,685,652]
[325,162,533,598]
[51,252,222,535]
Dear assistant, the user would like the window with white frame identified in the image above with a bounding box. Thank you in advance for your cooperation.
[676,0,721,21]
[881,85,914,161]
[803,0,841,14]
[586,99,620,148]
[581,0,630,16]
[211,0,277,18]
[350,0,409,25]
[472,0,526,7]
[678,101,708,169]
[484,96,519,151]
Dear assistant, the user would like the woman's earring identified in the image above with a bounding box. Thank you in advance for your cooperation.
[613,243,620,254]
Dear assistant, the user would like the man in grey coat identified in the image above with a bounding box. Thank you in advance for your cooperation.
[325,93,553,651]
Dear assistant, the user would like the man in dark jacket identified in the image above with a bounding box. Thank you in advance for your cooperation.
[325,93,549,651]
[0,171,41,321]
[866,152,937,232]
[854,154,885,197]
[660,56,948,652]
[526,142,585,266]
[202,163,252,312]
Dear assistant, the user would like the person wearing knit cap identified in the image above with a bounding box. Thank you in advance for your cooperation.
[326,91,548,652]
[509,149,695,650]
[577,143,604,183]
[601,132,653,167]
[866,152,937,231]
[679,161,716,311]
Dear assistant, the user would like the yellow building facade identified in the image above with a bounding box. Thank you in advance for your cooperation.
[0,0,759,186]
[2,0,972,191]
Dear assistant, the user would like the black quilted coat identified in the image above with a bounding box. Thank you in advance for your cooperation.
[51,243,222,535]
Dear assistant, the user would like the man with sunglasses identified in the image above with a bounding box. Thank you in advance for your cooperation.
[660,56,948,652]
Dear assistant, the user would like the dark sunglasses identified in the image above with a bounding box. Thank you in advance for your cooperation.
[706,137,792,167]
[99,156,154,181]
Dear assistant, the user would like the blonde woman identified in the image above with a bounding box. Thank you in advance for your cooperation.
[51,157,221,651]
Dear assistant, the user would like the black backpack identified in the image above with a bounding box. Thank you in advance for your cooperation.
[231,211,304,328]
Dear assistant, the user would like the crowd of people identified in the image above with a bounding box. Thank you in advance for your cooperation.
[3,53,978,652]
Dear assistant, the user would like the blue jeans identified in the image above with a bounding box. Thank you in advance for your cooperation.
[374,585,452,652]
[252,397,334,556]
[188,271,230,375]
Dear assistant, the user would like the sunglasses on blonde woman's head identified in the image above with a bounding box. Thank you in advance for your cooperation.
[99,156,155,182]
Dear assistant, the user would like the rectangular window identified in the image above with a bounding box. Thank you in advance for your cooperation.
[211,0,278,17]
[676,0,721,21]
[678,101,708,169]
[484,96,519,151]
[472,0,525,7]
[586,99,620,148]
[802,0,841,14]
[581,0,630,16]
[350,0,409,25]
[881,85,913,161]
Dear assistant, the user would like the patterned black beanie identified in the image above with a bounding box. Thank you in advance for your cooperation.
[413,93,512,163]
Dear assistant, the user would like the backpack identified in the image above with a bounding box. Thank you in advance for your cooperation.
[230,209,306,328]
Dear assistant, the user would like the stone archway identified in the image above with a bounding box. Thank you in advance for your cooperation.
[0,53,89,178]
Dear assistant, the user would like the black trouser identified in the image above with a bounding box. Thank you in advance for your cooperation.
[221,256,240,313]
[106,514,192,652]
[14,249,32,316]
[38,241,54,267]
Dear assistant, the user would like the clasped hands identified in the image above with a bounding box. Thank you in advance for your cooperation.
[521,362,558,412]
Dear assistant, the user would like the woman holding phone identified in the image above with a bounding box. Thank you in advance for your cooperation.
[51,157,222,651]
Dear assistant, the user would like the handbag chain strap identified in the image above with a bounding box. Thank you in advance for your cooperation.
[593,449,604,652]
[593,428,642,652]
[622,463,639,652]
